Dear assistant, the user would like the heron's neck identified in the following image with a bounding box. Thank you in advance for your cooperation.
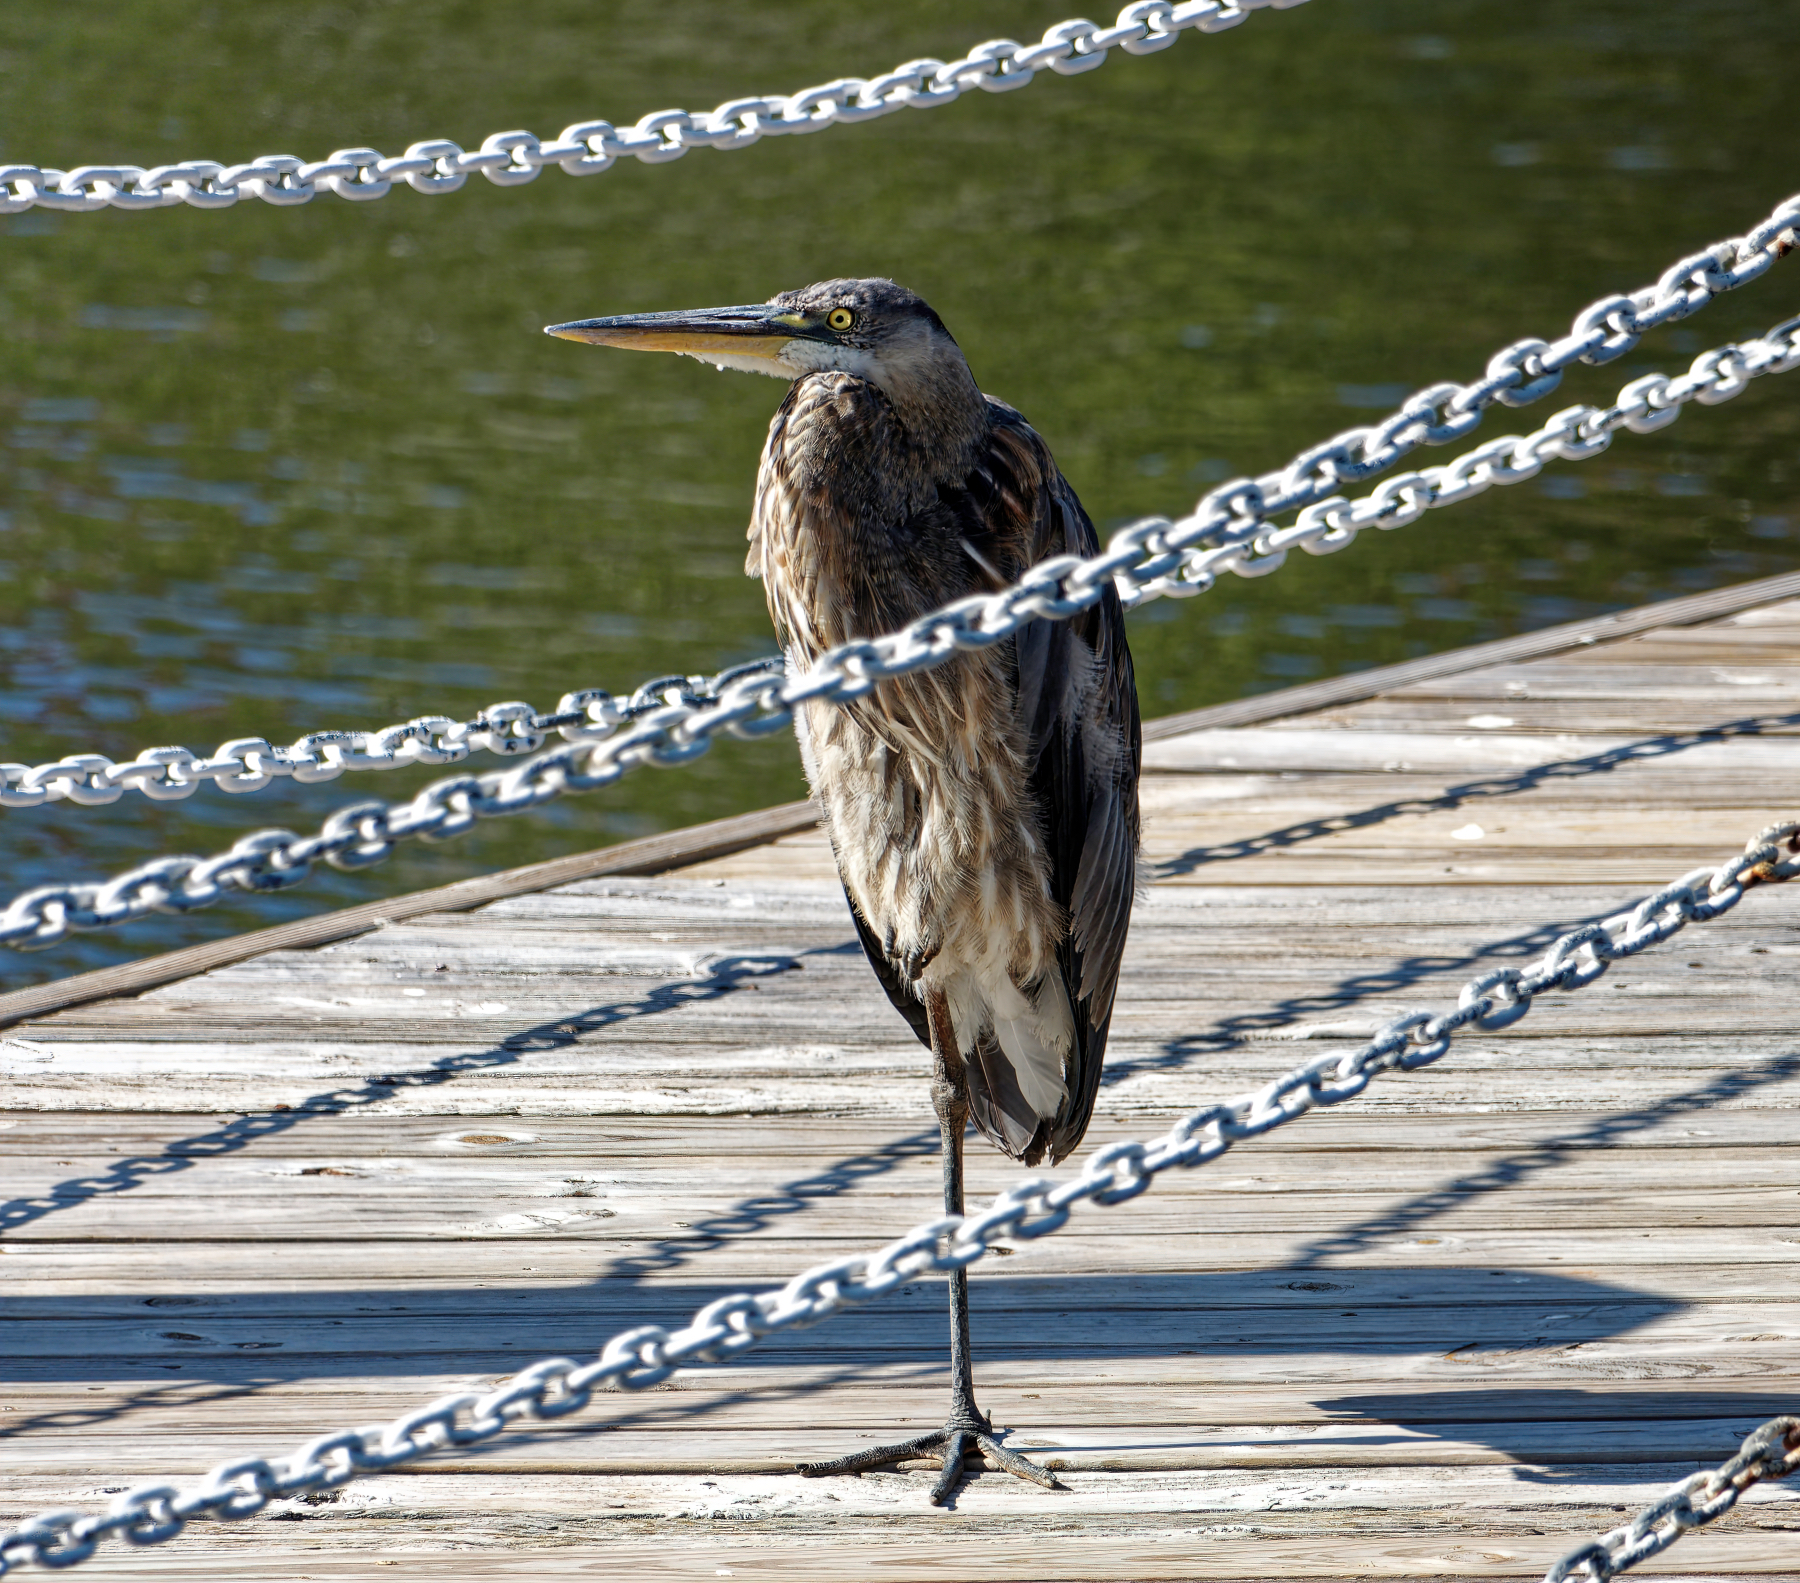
[756,360,996,655]
[868,353,989,480]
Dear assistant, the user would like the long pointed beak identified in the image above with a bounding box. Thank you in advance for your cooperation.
[545,304,814,361]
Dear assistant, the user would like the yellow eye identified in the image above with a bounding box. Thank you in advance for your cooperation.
[827,307,855,332]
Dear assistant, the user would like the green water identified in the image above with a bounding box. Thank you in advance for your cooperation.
[1,0,1795,987]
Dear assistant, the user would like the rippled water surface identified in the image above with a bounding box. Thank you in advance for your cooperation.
[2,0,1796,986]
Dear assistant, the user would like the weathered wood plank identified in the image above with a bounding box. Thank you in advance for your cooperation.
[6,1369,1797,1423]
[3,1524,1797,1583]
[9,1463,1796,1521]
[1290,699,1800,737]
[11,1110,1787,1149]
[8,1259,1793,1313]
[1144,726,1800,774]
[9,1047,1800,1123]
[0,801,823,1030]
[14,579,1800,1582]
[5,1107,1794,1153]
[12,1412,1800,1475]
[9,1142,1791,1195]
[5,1224,1797,1276]
[1138,570,1800,741]
[8,1193,1798,1244]
[7,1275,1792,1347]
[1377,664,1800,697]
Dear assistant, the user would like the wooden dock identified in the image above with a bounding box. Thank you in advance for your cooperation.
[5,575,1800,1581]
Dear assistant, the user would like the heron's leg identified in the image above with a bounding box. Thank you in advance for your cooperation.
[796,989,1062,1505]
[928,987,982,1439]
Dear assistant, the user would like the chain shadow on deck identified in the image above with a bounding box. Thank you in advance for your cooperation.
[12,1046,1800,1480]
[0,945,859,1239]
[1106,902,1604,1076]
[0,1359,915,1467]
[1152,708,1800,882]
[6,837,1798,1466]
[1282,1052,1800,1271]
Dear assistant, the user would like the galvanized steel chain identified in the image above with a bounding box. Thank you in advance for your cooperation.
[1544,1416,1800,1583]
[1169,307,1800,596]
[0,666,780,811]
[0,662,781,950]
[4,820,1795,1575]
[7,308,1798,952]
[0,0,1307,218]
[1164,189,1800,570]
[7,195,1796,827]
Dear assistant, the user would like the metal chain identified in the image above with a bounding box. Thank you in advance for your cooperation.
[7,195,1795,822]
[1153,191,1800,565]
[0,1,1308,218]
[3,819,1794,1575]
[1544,1416,1800,1583]
[7,311,1797,951]
[0,664,780,811]
[1150,308,1800,596]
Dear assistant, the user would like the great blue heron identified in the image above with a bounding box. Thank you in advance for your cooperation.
[548,279,1140,1504]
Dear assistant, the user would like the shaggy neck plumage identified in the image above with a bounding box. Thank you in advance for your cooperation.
[870,348,989,480]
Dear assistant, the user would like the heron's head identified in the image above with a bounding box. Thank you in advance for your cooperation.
[546,278,978,414]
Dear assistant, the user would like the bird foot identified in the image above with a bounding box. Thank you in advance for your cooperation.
[797,1421,1063,1506]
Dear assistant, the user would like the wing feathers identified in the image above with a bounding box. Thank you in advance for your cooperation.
[829,393,1139,1169]
[977,403,1140,1164]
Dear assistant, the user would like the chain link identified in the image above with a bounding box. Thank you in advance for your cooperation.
[3,819,1794,1574]
[0,664,780,812]
[8,197,1795,825]
[9,308,1797,951]
[1544,1416,1800,1583]
[1167,189,1800,552]
[0,1,1308,219]
[1167,310,1800,597]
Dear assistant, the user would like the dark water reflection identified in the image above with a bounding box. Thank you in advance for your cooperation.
[1,0,1797,985]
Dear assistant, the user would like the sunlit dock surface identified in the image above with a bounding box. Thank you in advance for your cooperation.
[6,575,1800,1581]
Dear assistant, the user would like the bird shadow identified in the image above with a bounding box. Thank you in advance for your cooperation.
[1315,1388,1800,1476]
